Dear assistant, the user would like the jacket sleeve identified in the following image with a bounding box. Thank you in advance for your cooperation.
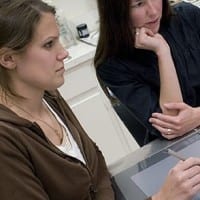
[92,143,115,200]
[0,136,50,200]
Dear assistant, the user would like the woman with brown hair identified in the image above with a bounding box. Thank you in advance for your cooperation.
[0,0,115,199]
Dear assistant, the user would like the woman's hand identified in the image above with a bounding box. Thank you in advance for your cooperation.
[134,27,169,54]
[152,157,200,200]
[149,102,200,139]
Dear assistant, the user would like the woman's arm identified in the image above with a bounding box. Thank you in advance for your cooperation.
[135,27,183,116]
[156,40,183,115]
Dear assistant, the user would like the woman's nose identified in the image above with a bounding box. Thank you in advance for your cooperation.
[62,49,69,60]
[57,47,69,61]
[147,1,157,15]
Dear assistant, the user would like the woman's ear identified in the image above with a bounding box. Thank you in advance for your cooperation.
[0,48,17,69]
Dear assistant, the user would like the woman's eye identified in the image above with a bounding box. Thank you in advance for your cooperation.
[131,1,144,8]
[44,40,54,48]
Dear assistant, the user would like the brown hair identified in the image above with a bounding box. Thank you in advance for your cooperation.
[0,0,56,97]
[94,0,172,68]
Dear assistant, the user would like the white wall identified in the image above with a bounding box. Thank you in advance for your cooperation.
[51,0,99,34]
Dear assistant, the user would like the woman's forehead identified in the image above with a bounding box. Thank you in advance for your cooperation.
[33,13,57,38]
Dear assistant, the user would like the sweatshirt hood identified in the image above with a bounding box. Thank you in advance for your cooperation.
[0,104,33,128]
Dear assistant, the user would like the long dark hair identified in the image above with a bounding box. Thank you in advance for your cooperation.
[94,0,172,68]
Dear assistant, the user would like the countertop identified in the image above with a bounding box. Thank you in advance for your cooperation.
[64,40,96,70]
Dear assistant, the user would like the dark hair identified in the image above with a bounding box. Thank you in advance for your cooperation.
[94,0,172,68]
[0,0,56,97]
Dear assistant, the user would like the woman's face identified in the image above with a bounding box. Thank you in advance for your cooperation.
[129,0,163,33]
[12,12,68,93]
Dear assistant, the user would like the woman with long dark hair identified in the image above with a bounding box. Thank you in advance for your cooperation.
[95,0,200,145]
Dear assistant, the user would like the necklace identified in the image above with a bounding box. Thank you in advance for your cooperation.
[10,101,63,142]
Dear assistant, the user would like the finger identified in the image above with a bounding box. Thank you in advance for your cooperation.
[140,27,154,36]
[175,158,200,173]
[191,181,200,196]
[151,124,176,139]
[152,123,181,139]
[149,117,175,130]
[134,28,140,47]
[162,133,177,140]
[135,28,140,36]
[186,166,200,180]
[151,123,169,133]
[151,113,177,124]
[179,165,200,190]
[145,29,154,37]
[190,167,200,191]
[169,161,200,196]
[183,158,200,170]
[135,31,139,36]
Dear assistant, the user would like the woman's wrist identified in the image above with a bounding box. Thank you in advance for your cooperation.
[193,107,200,127]
[156,44,170,59]
[150,191,164,200]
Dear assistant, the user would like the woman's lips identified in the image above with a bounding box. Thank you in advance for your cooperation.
[145,18,160,32]
[56,66,65,72]
[147,18,159,25]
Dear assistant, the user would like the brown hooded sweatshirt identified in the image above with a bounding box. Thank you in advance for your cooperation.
[0,91,115,200]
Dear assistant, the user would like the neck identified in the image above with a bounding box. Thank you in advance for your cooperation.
[1,83,46,108]
[0,91,64,145]
[0,93,45,118]
[13,100,47,120]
